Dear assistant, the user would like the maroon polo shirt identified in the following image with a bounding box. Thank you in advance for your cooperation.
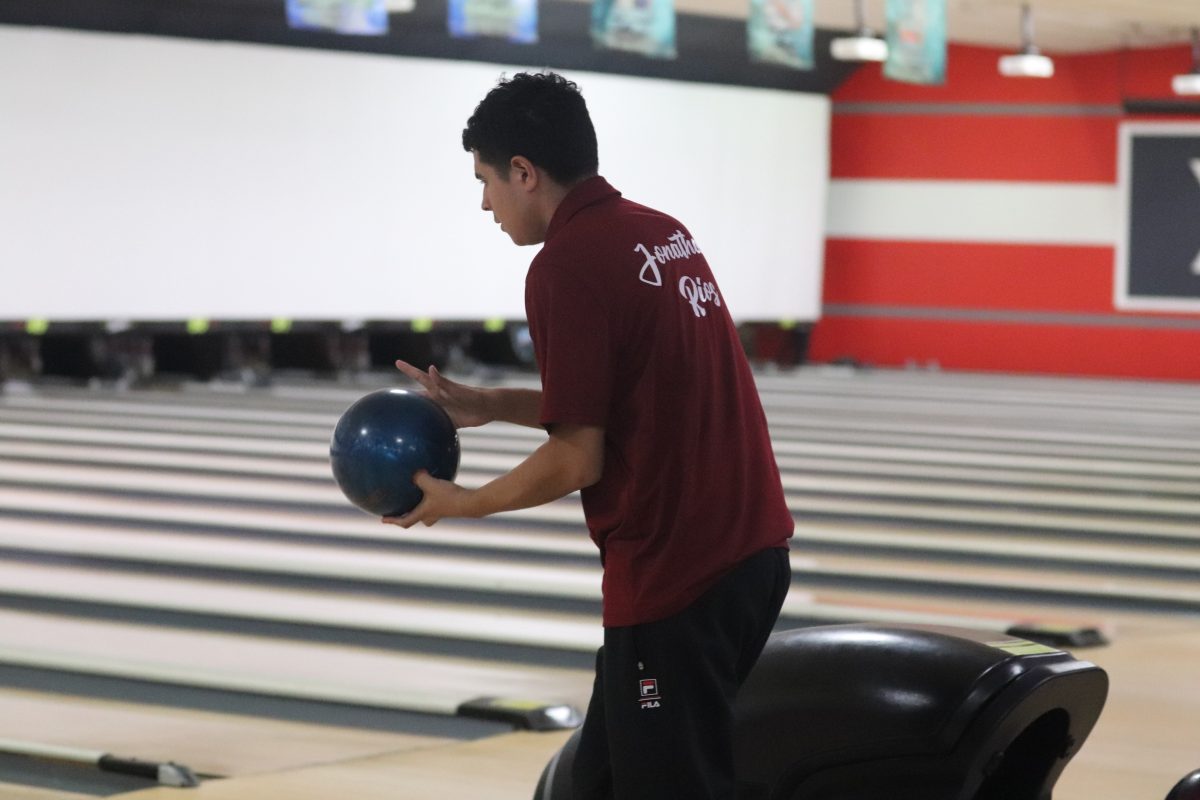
[525,176,793,627]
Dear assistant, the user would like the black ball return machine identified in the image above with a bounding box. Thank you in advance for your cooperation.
[535,623,1108,800]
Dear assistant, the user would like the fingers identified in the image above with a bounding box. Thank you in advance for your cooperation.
[427,365,459,393]
[411,470,435,490]
[381,505,434,528]
[381,472,438,528]
[394,360,434,389]
[396,361,460,406]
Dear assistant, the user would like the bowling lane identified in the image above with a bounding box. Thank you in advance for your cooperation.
[0,407,536,455]
[0,528,1094,651]
[0,608,594,716]
[0,560,602,656]
[0,518,602,603]
[794,521,1200,573]
[8,391,1193,482]
[782,473,1200,517]
[0,688,448,779]
[797,550,1200,612]
[756,390,1200,433]
[21,369,1200,424]
[755,371,1200,414]
[0,439,523,481]
[8,493,1196,599]
[0,420,323,457]
[768,424,1200,464]
[0,460,584,525]
[5,436,1200,500]
[6,471,1198,575]
[0,509,1154,639]
[7,388,1200,464]
[774,439,1200,481]
[117,729,575,800]
[0,486,592,555]
[788,584,1183,639]
[6,451,1200,545]
[778,452,1200,494]
[0,784,90,800]
[795,495,1200,544]
[0,457,512,504]
[3,508,1198,628]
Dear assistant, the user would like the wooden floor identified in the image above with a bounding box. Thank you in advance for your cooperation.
[0,366,1198,799]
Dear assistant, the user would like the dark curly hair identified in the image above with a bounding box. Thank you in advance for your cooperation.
[462,72,599,185]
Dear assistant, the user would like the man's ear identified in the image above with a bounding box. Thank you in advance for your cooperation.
[509,156,540,191]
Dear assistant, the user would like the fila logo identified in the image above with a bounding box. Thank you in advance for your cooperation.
[638,678,661,709]
[633,230,702,287]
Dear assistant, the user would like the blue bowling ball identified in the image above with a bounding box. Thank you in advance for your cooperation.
[330,389,460,517]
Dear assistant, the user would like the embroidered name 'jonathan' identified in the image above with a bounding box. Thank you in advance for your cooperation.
[633,230,702,287]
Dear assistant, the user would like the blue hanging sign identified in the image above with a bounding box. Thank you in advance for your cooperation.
[747,0,815,70]
[591,0,677,60]
[884,0,947,85]
[286,0,389,35]
[449,0,538,44]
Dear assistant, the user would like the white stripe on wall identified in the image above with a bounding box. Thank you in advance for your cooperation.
[827,179,1119,246]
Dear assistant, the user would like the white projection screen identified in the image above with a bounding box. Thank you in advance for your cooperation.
[0,26,829,323]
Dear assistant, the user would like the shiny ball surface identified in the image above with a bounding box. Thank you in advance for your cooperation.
[330,389,460,517]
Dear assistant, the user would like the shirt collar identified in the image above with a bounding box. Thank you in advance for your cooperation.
[544,176,620,243]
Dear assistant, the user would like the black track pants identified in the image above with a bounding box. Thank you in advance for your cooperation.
[571,547,791,800]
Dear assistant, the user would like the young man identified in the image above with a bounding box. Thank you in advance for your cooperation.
[385,72,794,799]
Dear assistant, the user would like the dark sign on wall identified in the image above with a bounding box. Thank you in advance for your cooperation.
[1116,123,1200,311]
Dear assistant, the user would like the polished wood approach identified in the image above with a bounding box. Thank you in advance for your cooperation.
[0,786,92,800]
[0,689,449,780]
[119,731,574,800]
[1055,622,1200,800]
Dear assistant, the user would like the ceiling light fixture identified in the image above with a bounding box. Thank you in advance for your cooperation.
[999,4,1055,78]
[1173,28,1200,96]
[831,0,888,63]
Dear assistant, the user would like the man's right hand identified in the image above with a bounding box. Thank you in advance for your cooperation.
[395,360,492,429]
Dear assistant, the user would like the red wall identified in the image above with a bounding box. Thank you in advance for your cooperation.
[809,43,1200,381]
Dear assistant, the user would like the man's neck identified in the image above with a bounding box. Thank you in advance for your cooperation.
[534,175,590,241]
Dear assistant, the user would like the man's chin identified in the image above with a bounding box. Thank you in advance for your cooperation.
[499,227,542,246]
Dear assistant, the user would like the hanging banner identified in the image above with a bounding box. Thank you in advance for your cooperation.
[747,0,814,70]
[591,0,676,60]
[884,0,946,85]
[449,0,538,43]
[286,0,388,35]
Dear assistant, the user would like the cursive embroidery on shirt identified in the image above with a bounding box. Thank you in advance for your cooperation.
[633,230,702,287]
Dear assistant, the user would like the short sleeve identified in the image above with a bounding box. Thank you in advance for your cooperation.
[525,259,613,429]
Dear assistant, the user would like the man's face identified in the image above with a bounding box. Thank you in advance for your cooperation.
[473,150,539,246]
